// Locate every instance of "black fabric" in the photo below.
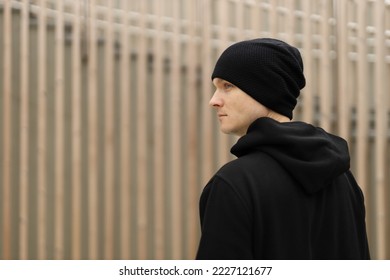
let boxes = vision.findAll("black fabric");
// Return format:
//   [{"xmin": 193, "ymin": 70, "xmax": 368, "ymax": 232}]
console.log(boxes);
[
  {"xmin": 211, "ymin": 38, "xmax": 306, "ymax": 119},
  {"xmin": 196, "ymin": 118, "xmax": 370, "ymax": 260}
]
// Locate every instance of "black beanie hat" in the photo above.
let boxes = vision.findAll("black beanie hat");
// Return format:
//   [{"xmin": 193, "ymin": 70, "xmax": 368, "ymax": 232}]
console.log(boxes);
[{"xmin": 211, "ymin": 38, "xmax": 306, "ymax": 119}]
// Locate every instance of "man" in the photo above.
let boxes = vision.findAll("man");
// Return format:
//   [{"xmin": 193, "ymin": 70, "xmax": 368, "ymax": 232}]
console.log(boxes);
[{"xmin": 196, "ymin": 38, "xmax": 370, "ymax": 259}]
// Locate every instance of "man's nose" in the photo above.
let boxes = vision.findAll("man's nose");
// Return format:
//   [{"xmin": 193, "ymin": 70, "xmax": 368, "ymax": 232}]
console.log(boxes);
[{"xmin": 209, "ymin": 91, "xmax": 223, "ymax": 107}]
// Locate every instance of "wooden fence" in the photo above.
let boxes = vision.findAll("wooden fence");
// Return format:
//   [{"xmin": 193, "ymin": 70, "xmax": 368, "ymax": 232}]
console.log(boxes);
[{"xmin": 0, "ymin": 0, "xmax": 389, "ymax": 259}]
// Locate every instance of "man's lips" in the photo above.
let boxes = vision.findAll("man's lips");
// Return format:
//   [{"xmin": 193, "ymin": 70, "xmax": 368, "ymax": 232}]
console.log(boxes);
[{"xmin": 218, "ymin": 113, "xmax": 227, "ymax": 117}]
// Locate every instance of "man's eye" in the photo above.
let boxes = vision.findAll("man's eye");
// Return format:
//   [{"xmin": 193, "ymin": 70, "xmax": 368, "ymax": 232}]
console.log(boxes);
[{"xmin": 224, "ymin": 83, "xmax": 233, "ymax": 90}]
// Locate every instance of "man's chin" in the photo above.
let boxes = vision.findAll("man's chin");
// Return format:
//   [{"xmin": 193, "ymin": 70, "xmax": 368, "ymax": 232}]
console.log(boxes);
[
  {"xmin": 220, "ymin": 127, "xmax": 240, "ymax": 137},
  {"xmin": 220, "ymin": 126, "xmax": 231, "ymax": 135}
]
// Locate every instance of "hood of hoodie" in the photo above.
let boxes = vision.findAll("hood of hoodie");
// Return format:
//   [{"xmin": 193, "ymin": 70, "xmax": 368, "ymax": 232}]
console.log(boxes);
[{"xmin": 230, "ymin": 117, "xmax": 350, "ymax": 194}]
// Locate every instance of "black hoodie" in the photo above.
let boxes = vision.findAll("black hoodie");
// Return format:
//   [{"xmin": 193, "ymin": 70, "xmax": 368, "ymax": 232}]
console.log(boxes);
[{"xmin": 196, "ymin": 117, "xmax": 370, "ymax": 259}]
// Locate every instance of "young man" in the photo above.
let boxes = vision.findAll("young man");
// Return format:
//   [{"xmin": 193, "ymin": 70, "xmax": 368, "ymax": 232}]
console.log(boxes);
[{"xmin": 196, "ymin": 38, "xmax": 370, "ymax": 259}]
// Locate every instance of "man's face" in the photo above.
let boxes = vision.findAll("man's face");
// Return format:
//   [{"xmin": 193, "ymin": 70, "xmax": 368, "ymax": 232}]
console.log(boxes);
[{"xmin": 210, "ymin": 78, "xmax": 270, "ymax": 137}]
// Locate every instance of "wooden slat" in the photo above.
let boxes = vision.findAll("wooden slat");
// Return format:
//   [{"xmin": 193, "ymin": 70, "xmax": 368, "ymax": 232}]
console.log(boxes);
[
  {"xmin": 136, "ymin": 0, "xmax": 148, "ymax": 260},
  {"xmin": 319, "ymin": 0, "xmax": 331, "ymax": 131},
  {"xmin": 170, "ymin": 0, "xmax": 183, "ymax": 259},
  {"xmin": 356, "ymin": 0, "xmax": 368, "ymax": 196},
  {"xmin": 71, "ymin": 0, "xmax": 82, "ymax": 260},
  {"xmin": 54, "ymin": 0, "xmax": 65, "ymax": 259},
  {"xmin": 251, "ymin": 0, "xmax": 261, "ymax": 36},
  {"xmin": 152, "ymin": 0, "xmax": 165, "ymax": 260},
  {"xmin": 270, "ymin": 0, "xmax": 278, "ymax": 38},
  {"xmin": 37, "ymin": 0, "xmax": 47, "ymax": 260},
  {"xmin": 119, "ymin": 0, "xmax": 131, "ymax": 260},
  {"xmin": 285, "ymin": 0, "xmax": 296, "ymax": 44},
  {"xmin": 2, "ymin": 0, "xmax": 12, "ymax": 260},
  {"xmin": 235, "ymin": 0, "xmax": 244, "ymax": 40},
  {"xmin": 200, "ymin": 0, "xmax": 214, "ymax": 186},
  {"xmin": 373, "ymin": 0, "xmax": 387, "ymax": 260},
  {"xmin": 87, "ymin": 0, "xmax": 99, "ymax": 259},
  {"xmin": 185, "ymin": 0, "xmax": 199, "ymax": 259},
  {"xmin": 103, "ymin": 0, "xmax": 115, "ymax": 260},
  {"xmin": 336, "ymin": 0, "xmax": 350, "ymax": 141},
  {"xmin": 19, "ymin": 0, "xmax": 30, "ymax": 260},
  {"xmin": 302, "ymin": 0, "xmax": 314, "ymax": 123}
]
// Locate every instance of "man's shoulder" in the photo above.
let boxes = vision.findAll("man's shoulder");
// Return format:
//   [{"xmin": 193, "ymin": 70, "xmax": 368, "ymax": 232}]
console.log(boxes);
[
  {"xmin": 211, "ymin": 151, "xmax": 281, "ymax": 192},
  {"xmin": 218, "ymin": 151, "xmax": 279, "ymax": 176},
  {"xmin": 214, "ymin": 150, "xmax": 295, "ymax": 196}
]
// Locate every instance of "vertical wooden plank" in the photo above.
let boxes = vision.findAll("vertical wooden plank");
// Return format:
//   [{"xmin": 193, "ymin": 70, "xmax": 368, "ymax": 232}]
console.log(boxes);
[
  {"xmin": 356, "ymin": 0, "xmax": 368, "ymax": 196},
  {"xmin": 235, "ymin": 0, "xmax": 244, "ymax": 40},
  {"xmin": 374, "ymin": 0, "xmax": 387, "ymax": 260},
  {"xmin": 19, "ymin": 0, "xmax": 30, "ymax": 260},
  {"xmin": 336, "ymin": 0, "xmax": 350, "ymax": 141},
  {"xmin": 71, "ymin": 0, "xmax": 82, "ymax": 260},
  {"xmin": 270, "ymin": 0, "xmax": 278, "ymax": 37},
  {"xmin": 137, "ymin": 0, "xmax": 148, "ymax": 260},
  {"xmin": 302, "ymin": 0, "xmax": 314, "ymax": 123},
  {"xmin": 54, "ymin": 0, "xmax": 65, "ymax": 259},
  {"xmin": 119, "ymin": 0, "xmax": 131, "ymax": 260},
  {"xmin": 251, "ymin": 0, "xmax": 261, "ymax": 36},
  {"xmin": 170, "ymin": 0, "xmax": 183, "ymax": 259},
  {"xmin": 152, "ymin": 0, "xmax": 165, "ymax": 260},
  {"xmin": 104, "ymin": 0, "xmax": 115, "ymax": 260},
  {"xmin": 88, "ymin": 0, "xmax": 99, "ymax": 260},
  {"xmin": 185, "ymin": 0, "xmax": 199, "ymax": 259},
  {"xmin": 285, "ymin": 0, "xmax": 296, "ymax": 44},
  {"xmin": 319, "ymin": 0, "xmax": 331, "ymax": 131},
  {"xmin": 2, "ymin": 0, "xmax": 12, "ymax": 260},
  {"xmin": 200, "ymin": 0, "xmax": 214, "ymax": 186},
  {"xmin": 37, "ymin": 0, "xmax": 47, "ymax": 260}
]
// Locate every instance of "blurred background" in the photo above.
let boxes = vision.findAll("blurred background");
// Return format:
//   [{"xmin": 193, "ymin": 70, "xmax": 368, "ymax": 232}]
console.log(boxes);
[{"xmin": 0, "ymin": 0, "xmax": 389, "ymax": 260}]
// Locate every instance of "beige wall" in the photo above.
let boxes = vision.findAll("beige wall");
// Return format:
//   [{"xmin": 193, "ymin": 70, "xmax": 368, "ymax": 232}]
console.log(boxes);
[{"xmin": 0, "ymin": 0, "xmax": 389, "ymax": 259}]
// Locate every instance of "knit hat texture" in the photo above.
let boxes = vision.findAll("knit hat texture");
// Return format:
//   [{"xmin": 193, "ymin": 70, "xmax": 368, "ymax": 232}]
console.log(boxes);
[{"xmin": 211, "ymin": 38, "xmax": 306, "ymax": 119}]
